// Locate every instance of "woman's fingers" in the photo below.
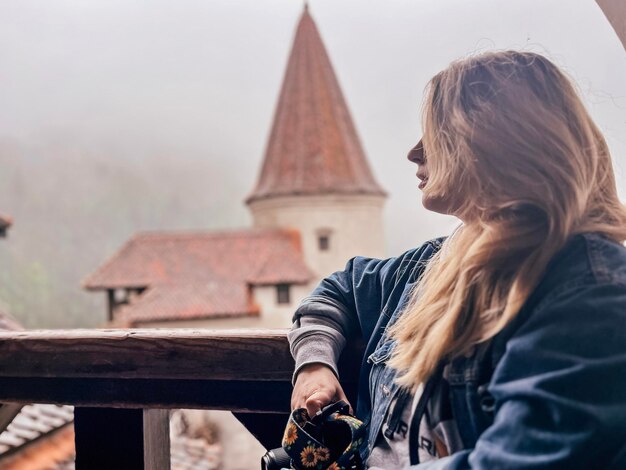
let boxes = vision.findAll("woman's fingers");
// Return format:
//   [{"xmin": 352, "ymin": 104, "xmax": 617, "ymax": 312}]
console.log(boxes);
[
  {"xmin": 291, "ymin": 363, "xmax": 354, "ymax": 417},
  {"xmin": 335, "ymin": 388, "xmax": 353, "ymax": 415},
  {"xmin": 305, "ymin": 389, "xmax": 334, "ymax": 418}
]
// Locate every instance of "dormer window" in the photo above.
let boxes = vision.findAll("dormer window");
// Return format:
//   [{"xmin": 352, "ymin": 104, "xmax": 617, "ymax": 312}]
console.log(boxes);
[{"xmin": 276, "ymin": 284, "xmax": 291, "ymax": 304}]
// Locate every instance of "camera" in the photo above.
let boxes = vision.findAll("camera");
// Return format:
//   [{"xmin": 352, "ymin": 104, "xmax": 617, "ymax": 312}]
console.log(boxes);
[{"xmin": 261, "ymin": 446, "xmax": 291, "ymax": 470}]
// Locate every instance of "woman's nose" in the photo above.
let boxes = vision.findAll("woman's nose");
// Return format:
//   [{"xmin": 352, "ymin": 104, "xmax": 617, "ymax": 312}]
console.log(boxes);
[{"xmin": 407, "ymin": 140, "xmax": 425, "ymax": 164}]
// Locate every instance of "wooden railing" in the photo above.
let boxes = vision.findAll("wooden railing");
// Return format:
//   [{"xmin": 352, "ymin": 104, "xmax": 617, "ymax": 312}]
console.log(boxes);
[{"xmin": 0, "ymin": 329, "xmax": 361, "ymax": 470}]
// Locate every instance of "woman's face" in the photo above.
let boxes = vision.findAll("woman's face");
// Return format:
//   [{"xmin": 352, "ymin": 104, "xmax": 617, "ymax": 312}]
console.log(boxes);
[{"xmin": 407, "ymin": 139, "xmax": 458, "ymax": 216}]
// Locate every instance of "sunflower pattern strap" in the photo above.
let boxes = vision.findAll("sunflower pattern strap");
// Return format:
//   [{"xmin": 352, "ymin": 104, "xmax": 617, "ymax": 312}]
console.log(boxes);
[{"xmin": 281, "ymin": 404, "xmax": 366, "ymax": 470}]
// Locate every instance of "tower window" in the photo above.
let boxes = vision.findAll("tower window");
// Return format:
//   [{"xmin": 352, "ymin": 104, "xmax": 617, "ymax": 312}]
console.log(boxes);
[
  {"xmin": 318, "ymin": 234, "xmax": 330, "ymax": 251},
  {"xmin": 276, "ymin": 284, "xmax": 291, "ymax": 304}
]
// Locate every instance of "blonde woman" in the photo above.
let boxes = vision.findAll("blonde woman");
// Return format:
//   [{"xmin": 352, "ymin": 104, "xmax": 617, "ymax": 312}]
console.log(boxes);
[{"xmin": 288, "ymin": 51, "xmax": 626, "ymax": 469}]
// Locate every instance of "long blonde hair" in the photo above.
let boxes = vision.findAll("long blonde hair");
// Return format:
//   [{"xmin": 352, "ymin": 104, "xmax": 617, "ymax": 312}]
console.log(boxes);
[{"xmin": 388, "ymin": 51, "xmax": 626, "ymax": 387}]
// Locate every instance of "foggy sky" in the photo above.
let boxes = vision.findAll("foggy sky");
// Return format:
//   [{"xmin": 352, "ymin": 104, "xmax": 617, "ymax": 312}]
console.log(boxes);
[{"xmin": 1, "ymin": 0, "xmax": 625, "ymax": 255}]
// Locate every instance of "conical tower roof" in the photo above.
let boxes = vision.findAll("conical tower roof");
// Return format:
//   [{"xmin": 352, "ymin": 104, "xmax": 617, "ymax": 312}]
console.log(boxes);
[{"xmin": 246, "ymin": 5, "xmax": 386, "ymax": 204}]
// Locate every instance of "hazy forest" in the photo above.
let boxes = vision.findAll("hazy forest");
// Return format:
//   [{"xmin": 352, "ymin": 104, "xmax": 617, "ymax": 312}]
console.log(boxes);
[{"xmin": 0, "ymin": 141, "xmax": 251, "ymax": 328}]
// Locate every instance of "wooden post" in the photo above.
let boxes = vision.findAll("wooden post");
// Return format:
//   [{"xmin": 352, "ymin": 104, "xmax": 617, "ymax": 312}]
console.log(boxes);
[
  {"xmin": 75, "ymin": 408, "xmax": 170, "ymax": 470},
  {"xmin": 144, "ymin": 409, "xmax": 171, "ymax": 470}
]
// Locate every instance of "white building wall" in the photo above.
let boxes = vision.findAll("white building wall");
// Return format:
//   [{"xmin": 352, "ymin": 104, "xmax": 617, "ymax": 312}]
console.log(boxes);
[
  {"xmin": 251, "ymin": 284, "xmax": 313, "ymax": 327},
  {"xmin": 248, "ymin": 194, "xmax": 386, "ymax": 281}
]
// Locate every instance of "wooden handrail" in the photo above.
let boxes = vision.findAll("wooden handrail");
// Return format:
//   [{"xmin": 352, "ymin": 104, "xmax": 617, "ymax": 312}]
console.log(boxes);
[
  {"xmin": 0, "ymin": 328, "xmax": 363, "ymax": 468},
  {"xmin": 0, "ymin": 328, "xmax": 293, "ymax": 380},
  {"xmin": 0, "ymin": 328, "xmax": 295, "ymax": 411},
  {"xmin": 0, "ymin": 328, "xmax": 362, "ymax": 410}
]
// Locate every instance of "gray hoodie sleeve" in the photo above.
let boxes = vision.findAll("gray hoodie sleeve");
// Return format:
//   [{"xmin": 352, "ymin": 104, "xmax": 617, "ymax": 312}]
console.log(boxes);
[
  {"xmin": 288, "ymin": 296, "xmax": 353, "ymax": 383},
  {"xmin": 288, "ymin": 252, "xmax": 409, "ymax": 384}
]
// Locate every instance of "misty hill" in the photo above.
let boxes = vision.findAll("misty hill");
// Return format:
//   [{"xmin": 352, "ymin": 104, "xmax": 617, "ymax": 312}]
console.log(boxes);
[{"xmin": 0, "ymin": 137, "xmax": 251, "ymax": 328}]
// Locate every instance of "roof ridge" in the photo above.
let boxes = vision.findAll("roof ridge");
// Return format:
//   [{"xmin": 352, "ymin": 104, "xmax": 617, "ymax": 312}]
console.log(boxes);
[{"xmin": 132, "ymin": 227, "xmax": 295, "ymax": 240}]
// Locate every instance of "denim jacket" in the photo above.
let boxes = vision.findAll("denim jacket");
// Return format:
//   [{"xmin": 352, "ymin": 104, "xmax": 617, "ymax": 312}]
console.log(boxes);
[{"xmin": 289, "ymin": 233, "xmax": 626, "ymax": 469}]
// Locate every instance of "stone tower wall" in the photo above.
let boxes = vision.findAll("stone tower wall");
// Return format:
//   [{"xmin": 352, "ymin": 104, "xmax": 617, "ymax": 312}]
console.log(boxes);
[{"xmin": 249, "ymin": 194, "xmax": 386, "ymax": 282}]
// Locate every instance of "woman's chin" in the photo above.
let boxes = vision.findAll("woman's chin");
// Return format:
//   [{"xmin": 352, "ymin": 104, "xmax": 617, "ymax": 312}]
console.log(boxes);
[{"xmin": 421, "ymin": 193, "xmax": 455, "ymax": 216}]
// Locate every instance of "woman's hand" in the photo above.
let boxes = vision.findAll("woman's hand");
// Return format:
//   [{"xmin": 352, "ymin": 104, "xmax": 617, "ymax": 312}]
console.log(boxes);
[{"xmin": 291, "ymin": 363, "xmax": 352, "ymax": 418}]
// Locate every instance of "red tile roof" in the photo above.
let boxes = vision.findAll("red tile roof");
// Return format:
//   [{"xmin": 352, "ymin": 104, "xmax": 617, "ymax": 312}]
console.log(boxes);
[
  {"xmin": 246, "ymin": 6, "xmax": 386, "ymax": 204},
  {"xmin": 0, "ymin": 406, "xmax": 75, "ymax": 470},
  {"xmin": 0, "ymin": 405, "xmax": 74, "ymax": 454},
  {"xmin": 84, "ymin": 228, "xmax": 312, "ymax": 290},
  {"xmin": 115, "ymin": 282, "xmax": 259, "ymax": 325},
  {"xmin": 84, "ymin": 228, "xmax": 313, "ymax": 323}
]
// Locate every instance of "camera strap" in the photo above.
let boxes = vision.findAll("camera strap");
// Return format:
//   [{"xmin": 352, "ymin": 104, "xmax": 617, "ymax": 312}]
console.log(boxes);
[{"xmin": 281, "ymin": 401, "xmax": 366, "ymax": 470}]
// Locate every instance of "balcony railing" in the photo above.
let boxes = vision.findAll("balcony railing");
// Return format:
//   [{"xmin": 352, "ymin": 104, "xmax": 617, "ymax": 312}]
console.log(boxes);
[{"xmin": 0, "ymin": 328, "xmax": 361, "ymax": 469}]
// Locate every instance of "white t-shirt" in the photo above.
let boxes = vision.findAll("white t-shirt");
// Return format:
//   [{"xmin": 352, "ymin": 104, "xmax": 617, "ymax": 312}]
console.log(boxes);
[{"xmin": 366, "ymin": 380, "xmax": 464, "ymax": 468}]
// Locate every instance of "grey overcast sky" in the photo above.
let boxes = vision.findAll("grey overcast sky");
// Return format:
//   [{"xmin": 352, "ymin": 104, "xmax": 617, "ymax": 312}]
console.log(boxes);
[{"xmin": 1, "ymin": 0, "xmax": 625, "ymax": 255}]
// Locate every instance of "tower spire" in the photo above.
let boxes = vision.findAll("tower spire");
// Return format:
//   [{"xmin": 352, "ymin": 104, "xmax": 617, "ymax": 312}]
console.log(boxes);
[{"xmin": 246, "ymin": 7, "xmax": 386, "ymax": 204}]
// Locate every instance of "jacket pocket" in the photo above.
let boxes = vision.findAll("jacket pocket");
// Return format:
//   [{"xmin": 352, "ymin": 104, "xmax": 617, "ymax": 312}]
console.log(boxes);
[{"xmin": 367, "ymin": 340, "xmax": 394, "ymax": 365}]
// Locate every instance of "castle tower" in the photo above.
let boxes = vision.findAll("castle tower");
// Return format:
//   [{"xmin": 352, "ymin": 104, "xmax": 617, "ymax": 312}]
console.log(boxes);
[{"xmin": 246, "ymin": 5, "xmax": 387, "ymax": 279}]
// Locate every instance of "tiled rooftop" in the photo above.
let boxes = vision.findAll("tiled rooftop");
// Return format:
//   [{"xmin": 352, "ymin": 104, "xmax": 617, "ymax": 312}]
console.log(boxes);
[
  {"xmin": 115, "ymin": 281, "xmax": 259, "ymax": 325},
  {"xmin": 84, "ymin": 228, "xmax": 314, "ymax": 323},
  {"xmin": 246, "ymin": 6, "xmax": 386, "ymax": 203},
  {"xmin": 0, "ymin": 404, "xmax": 75, "ymax": 469},
  {"xmin": 84, "ymin": 228, "xmax": 312, "ymax": 290}
]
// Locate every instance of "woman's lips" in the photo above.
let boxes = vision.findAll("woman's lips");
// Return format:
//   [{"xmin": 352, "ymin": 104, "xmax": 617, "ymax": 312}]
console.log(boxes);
[{"xmin": 418, "ymin": 178, "xmax": 428, "ymax": 189}]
